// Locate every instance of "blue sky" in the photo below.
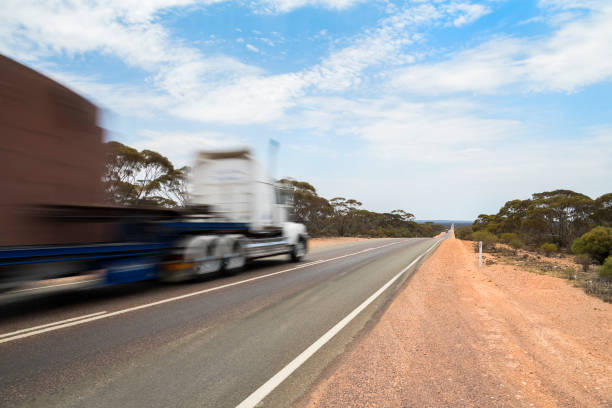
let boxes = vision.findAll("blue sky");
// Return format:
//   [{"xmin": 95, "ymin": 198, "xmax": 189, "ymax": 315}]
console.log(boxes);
[{"xmin": 2, "ymin": 0, "xmax": 611, "ymax": 219}]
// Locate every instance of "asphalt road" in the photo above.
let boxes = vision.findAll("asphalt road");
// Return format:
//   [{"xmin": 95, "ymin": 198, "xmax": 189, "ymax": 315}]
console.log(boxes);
[{"xmin": 0, "ymin": 237, "xmax": 443, "ymax": 408}]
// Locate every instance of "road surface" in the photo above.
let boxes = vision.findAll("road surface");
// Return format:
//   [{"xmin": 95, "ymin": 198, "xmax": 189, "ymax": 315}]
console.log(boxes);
[{"xmin": 0, "ymin": 237, "xmax": 443, "ymax": 407}]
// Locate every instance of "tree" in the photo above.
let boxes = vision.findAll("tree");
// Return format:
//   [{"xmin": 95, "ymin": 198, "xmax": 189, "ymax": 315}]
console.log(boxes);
[
  {"xmin": 471, "ymin": 189, "xmax": 607, "ymax": 248},
  {"xmin": 528, "ymin": 190, "xmax": 594, "ymax": 247},
  {"xmin": 136, "ymin": 149, "xmax": 174, "ymax": 202},
  {"xmin": 103, "ymin": 141, "xmax": 188, "ymax": 207},
  {"xmin": 472, "ymin": 230, "xmax": 498, "ymax": 252},
  {"xmin": 539, "ymin": 243, "xmax": 557, "ymax": 256},
  {"xmin": 576, "ymin": 254, "xmax": 592, "ymax": 272},
  {"xmin": 391, "ymin": 209, "xmax": 415, "ymax": 222},
  {"xmin": 103, "ymin": 141, "xmax": 143, "ymax": 205},
  {"xmin": 455, "ymin": 226, "xmax": 473, "ymax": 240},
  {"xmin": 497, "ymin": 199, "xmax": 530, "ymax": 234},
  {"xmin": 500, "ymin": 232, "xmax": 519, "ymax": 244},
  {"xmin": 473, "ymin": 214, "xmax": 496, "ymax": 232},
  {"xmin": 571, "ymin": 226, "xmax": 612, "ymax": 264},
  {"xmin": 520, "ymin": 207, "xmax": 550, "ymax": 245},
  {"xmin": 593, "ymin": 193, "xmax": 612, "ymax": 227},
  {"xmin": 509, "ymin": 237, "xmax": 524, "ymax": 250},
  {"xmin": 600, "ymin": 256, "xmax": 612, "ymax": 279},
  {"xmin": 329, "ymin": 197, "xmax": 362, "ymax": 236},
  {"xmin": 282, "ymin": 179, "xmax": 335, "ymax": 235},
  {"xmin": 158, "ymin": 166, "xmax": 190, "ymax": 207}
]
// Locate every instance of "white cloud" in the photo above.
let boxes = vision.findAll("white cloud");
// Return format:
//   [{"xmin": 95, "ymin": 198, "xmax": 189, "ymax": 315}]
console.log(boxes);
[
  {"xmin": 517, "ymin": 16, "xmax": 544, "ymax": 25},
  {"xmin": 253, "ymin": 0, "xmax": 366, "ymax": 14},
  {"xmin": 132, "ymin": 130, "xmax": 245, "ymax": 166},
  {"xmin": 0, "ymin": 0, "xmax": 495, "ymax": 126},
  {"xmin": 445, "ymin": 2, "xmax": 491, "ymax": 27},
  {"xmin": 172, "ymin": 1, "xmax": 481, "ymax": 124},
  {"xmin": 525, "ymin": 7, "xmax": 612, "ymax": 92},
  {"xmin": 358, "ymin": 114, "xmax": 517, "ymax": 163},
  {"xmin": 257, "ymin": 37, "xmax": 276, "ymax": 46},
  {"xmin": 166, "ymin": 2, "xmax": 490, "ymax": 125},
  {"xmin": 391, "ymin": 37, "xmax": 526, "ymax": 95},
  {"xmin": 298, "ymin": 5, "xmax": 434, "ymax": 91},
  {"xmin": 0, "ymin": 0, "xmax": 215, "ymax": 64},
  {"xmin": 537, "ymin": 0, "xmax": 604, "ymax": 10},
  {"xmin": 172, "ymin": 73, "xmax": 305, "ymax": 123},
  {"xmin": 392, "ymin": 3, "xmax": 612, "ymax": 95},
  {"xmin": 282, "ymin": 96, "xmax": 520, "ymax": 162},
  {"xmin": 156, "ymin": 56, "xmax": 263, "ymax": 100},
  {"xmin": 46, "ymin": 71, "xmax": 171, "ymax": 118},
  {"xmin": 0, "ymin": 0, "xmax": 259, "ymax": 104},
  {"xmin": 170, "ymin": 2, "xmax": 447, "ymax": 123}
]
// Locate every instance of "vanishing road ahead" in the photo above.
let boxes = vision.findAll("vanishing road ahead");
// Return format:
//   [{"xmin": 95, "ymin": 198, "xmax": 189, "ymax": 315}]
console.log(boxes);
[{"xmin": 0, "ymin": 237, "xmax": 444, "ymax": 408}]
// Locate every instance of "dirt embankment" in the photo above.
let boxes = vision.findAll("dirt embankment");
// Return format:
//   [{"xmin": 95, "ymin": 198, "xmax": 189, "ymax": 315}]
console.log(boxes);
[{"xmin": 303, "ymin": 235, "xmax": 612, "ymax": 407}]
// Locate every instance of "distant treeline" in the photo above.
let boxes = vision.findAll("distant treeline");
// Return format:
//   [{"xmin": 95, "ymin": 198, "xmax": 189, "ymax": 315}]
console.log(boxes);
[
  {"xmin": 281, "ymin": 179, "xmax": 446, "ymax": 238},
  {"xmin": 455, "ymin": 190, "xmax": 612, "ymax": 277}
]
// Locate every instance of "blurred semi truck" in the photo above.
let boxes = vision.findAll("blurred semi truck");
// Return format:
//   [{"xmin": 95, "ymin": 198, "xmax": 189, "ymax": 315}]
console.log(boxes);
[{"xmin": 0, "ymin": 55, "xmax": 308, "ymax": 292}]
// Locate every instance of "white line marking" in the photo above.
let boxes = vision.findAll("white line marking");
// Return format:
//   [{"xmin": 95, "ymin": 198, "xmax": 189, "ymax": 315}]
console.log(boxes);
[
  {"xmin": 0, "ymin": 311, "xmax": 107, "ymax": 339},
  {"xmin": 235, "ymin": 240, "xmax": 441, "ymax": 408},
  {"xmin": 0, "ymin": 240, "xmax": 404, "ymax": 345}
]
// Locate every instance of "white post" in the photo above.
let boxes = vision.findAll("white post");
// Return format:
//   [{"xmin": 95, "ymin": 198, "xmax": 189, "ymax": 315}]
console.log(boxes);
[{"xmin": 478, "ymin": 241, "xmax": 483, "ymax": 267}]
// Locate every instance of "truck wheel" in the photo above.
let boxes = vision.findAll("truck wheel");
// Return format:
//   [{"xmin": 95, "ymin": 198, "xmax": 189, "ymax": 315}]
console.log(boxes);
[
  {"xmin": 225, "ymin": 238, "xmax": 246, "ymax": 274},
  {"xmin": 193, "ymin": 237, "xmax": 223, "ymax": 277},
  {"xmin": 163, "ymin": 236, "xmax": 222, "ymax": 282},
  {"xmin": 290, "ymin": 238, "xmax": 306, "ymax": 262}
]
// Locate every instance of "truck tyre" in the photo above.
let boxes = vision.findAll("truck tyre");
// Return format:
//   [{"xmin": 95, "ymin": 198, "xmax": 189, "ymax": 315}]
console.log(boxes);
[
  {"xmin": 163, "ymin": 236, "xmax": 222, "ymax": 281},
  {"xmin": 193, "ymin": 237, "xmax": 223, "ymax": 277},
  {"xmin": 223, "ymin": 235, "xmax": 246, "ymax": 274},
  {"xmin": 290, "ymin": 237, "xmax": 307, "ymax": 262}
]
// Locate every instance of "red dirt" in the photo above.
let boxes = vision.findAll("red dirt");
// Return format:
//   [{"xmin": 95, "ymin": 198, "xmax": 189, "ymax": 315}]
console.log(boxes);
[{"xmin": 303, "ymin": 235, "xmax": 612, "ymax": 407}]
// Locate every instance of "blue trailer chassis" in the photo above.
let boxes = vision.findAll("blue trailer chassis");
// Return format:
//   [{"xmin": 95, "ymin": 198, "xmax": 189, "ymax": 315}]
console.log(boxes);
[{"xmin": 0, "ymin": 221, "xmax": 249, "ymax": 287}]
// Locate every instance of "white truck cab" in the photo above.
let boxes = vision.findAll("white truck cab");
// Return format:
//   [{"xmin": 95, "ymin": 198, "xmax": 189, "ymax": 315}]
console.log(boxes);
[
  {"xmin": 162, "ymin": 149, "xmax": 308, "ymax": 280},
  {"xmin": 189, "ymin": 149, "xmax": 291, "ymax": 230}
]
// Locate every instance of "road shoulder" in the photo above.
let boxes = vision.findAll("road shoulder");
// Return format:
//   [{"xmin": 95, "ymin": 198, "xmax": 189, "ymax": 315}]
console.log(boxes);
[{"xmin": 302, "ymin": 235, "xmax": 612, "ymax": 407}]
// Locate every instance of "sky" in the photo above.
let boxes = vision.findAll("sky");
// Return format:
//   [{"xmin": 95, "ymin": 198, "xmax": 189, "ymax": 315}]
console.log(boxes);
[{"xmin": 2, "ymin": 0, "xmax": 611, "ymax": 220}]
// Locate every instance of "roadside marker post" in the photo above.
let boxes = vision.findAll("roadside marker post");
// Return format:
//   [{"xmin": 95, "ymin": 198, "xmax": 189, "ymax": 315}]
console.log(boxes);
[{"xmin": 478, "ymin": 241, "xmax": 483, "ymax": 267}]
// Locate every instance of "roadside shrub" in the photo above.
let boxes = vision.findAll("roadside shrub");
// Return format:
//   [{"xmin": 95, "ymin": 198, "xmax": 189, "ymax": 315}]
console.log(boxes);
[
  {"xmin": 565, "ymin": 267, "xmax": 576, "ymax": 280},
  {"xmin": 600, "ymin": 256, "xmax": 612, "ymax": 279},
  {"xmin": 472, "ymin": 230, "xmax": 498, "ymax": 252},
  {"xmin": 576, "ymin": 254, "xmax": 592, "ymax": 272},
  {"xmin": 500, "ymin": 232, "xmax": 519, "ymax": 244},
  {"xmin": 455, "ymin": 226, "xmax": 473, "ymax": 240},
  {"xmin": 539, "ymin": 243, "xmax": 557, "ymax": 256},
  {"xmin": 509, "ymin": 237, "xmax": 524, "ymax": 249},
  {"xmin": 571, "ymin": 226, "xmax": 612, "ymax": 264}
]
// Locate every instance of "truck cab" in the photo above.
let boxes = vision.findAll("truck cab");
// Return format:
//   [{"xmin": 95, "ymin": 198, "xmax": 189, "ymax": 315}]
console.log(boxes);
[{"xmin": 160, "ymin": 149, "xmax": 308, "ymax": 281}]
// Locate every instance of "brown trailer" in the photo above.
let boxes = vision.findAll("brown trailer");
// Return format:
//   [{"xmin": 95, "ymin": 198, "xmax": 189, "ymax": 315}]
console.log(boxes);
[{"xmin": 0, "ymin": 55, "xmax": 113, "ymax": 246}]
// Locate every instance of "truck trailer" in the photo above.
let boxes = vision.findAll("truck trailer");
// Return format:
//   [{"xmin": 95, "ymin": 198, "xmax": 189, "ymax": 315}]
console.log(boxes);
[{"xmin": 0, "ymin": 55, "xmax": 308, "ymax": 293}]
